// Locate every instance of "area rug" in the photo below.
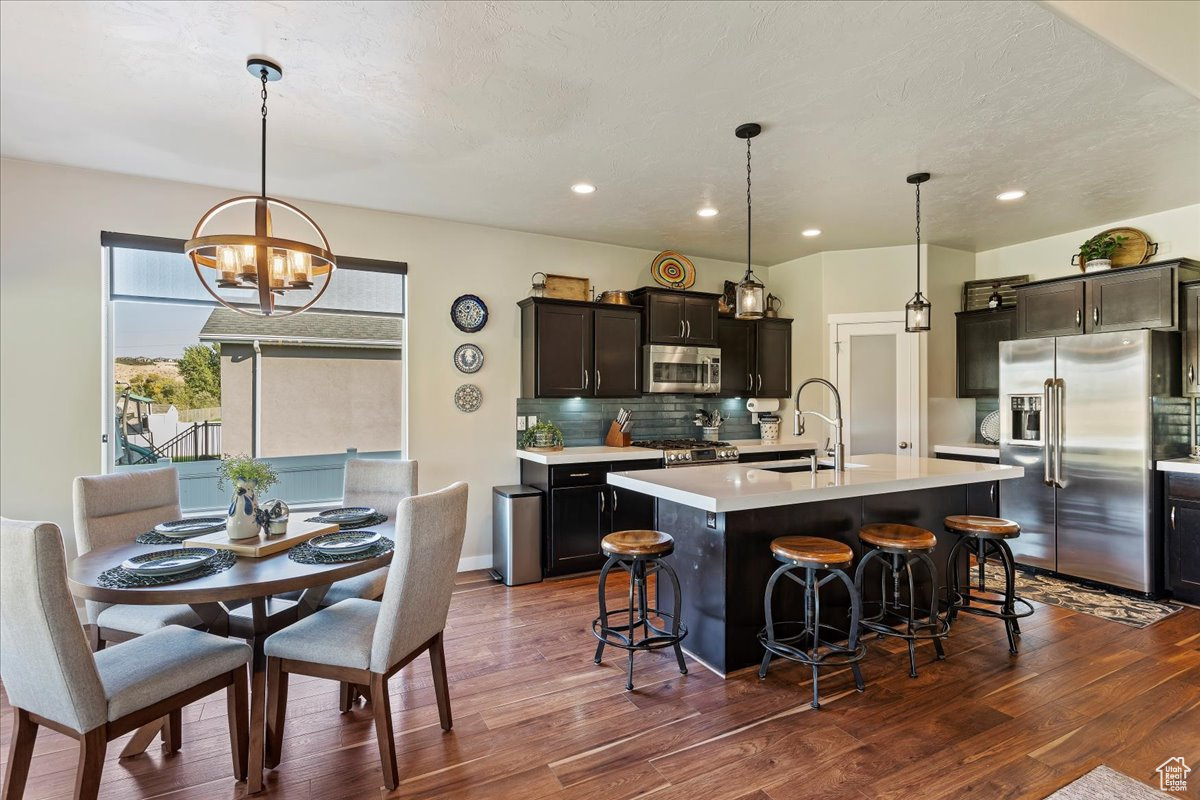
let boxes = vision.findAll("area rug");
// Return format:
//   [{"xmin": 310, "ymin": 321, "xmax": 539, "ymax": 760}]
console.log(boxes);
[
  {"xmin": 980, "ymin": 563, "xmax": 1180, "ymax": 628},
  {"xmin": 1042, "ymin": 765, "xmax": 1170, "ymax": 799}
]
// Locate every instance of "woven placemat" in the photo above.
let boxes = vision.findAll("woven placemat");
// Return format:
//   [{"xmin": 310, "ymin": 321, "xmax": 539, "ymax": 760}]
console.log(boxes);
[
  {"xmin": 288, "ymin": 535, "xmax": 394, "ymax": 565},
  {"xmin": 96, "ymin": 550, "xmax": 238, "ymax": 589},
  {"xmin": 305, "ymin": 513, "xmax": 389, "ymax": 530}
]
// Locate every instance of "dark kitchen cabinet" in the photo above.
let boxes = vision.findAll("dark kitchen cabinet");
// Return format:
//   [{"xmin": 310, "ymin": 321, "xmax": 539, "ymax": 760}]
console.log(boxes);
[
  {"xmin": 1181, "ymin": 282, "xmax": 1200, "ymax": 396},
  {"xmin": 955, "ymin": 308, "xmax": 1017, "ymax": 398},
  {"xmin": 1086, "ymin": 266, "xmax": 1175, "ymax": 334},
  {"xmin": 1164, "ymin": 473, "xmax": 1200, "ymax": 604},
  {"xmin": 1016, "ymin": 281, "xmax": 1085, "ymax": 338},
  {"xmin": 519, "ymin": 298, "xmax": 641, "ymax": 398},
  {"xmin": 935, "ymin": 452, "xmax": 1000, "ymax": 516},
  {"xmin": 716, "ymin": 317, "xmax": 792, "ymax": 398},
  {"xmin": 520, "ymin": 458, "xmax": 659, "ymax": 577},
  {"xmin": 630, "ymin": 288, "xmax": 720, "ymax": 346}
]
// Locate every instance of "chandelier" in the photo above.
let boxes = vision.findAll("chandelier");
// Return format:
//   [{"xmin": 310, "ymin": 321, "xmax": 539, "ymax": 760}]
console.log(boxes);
[
  {"xmin": 734, "ymin": 123, "xmax": 765, "ymax": 320},
  {"xmin": 185, "ymin": 58, "xmax": 335, "ymax": 317},
  {"xmin": 904, "ymin": 172, "xmax": 931, "ymax": 333}
]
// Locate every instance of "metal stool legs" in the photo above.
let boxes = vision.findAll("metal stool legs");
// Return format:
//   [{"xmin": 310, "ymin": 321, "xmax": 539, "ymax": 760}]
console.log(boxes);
[
  {"xmin": 758, "ymin": 562, "xmax": 866, "ymax": 709},
  {"xmin": 593, "ymin": 554, "xmax": 688, "ymax": 690},
  {"xmin": 945, "ymin": 534, "xmax": 1034, "ymax": 655},
  {"xmin": 854, "ymin": 548, "xmax": 949, "ymax": 678}
]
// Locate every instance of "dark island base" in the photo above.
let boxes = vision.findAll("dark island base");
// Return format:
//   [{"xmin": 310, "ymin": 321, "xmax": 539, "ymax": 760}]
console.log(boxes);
[{"xmin": 655, "ymin": 484, "xmax": 974, "ymax": 676}]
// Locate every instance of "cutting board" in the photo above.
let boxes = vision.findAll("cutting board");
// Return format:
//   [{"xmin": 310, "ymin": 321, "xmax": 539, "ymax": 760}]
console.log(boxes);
[{"xmin": 184, "ymin": 518, "xmax": 339, "ymax": 557}]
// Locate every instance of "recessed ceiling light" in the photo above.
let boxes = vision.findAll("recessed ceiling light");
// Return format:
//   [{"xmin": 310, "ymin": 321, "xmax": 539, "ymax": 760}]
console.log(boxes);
[
  {"xmin": 571, "ymin": 183, "xmax": 596, "ymax": 194},
  {"xmin": 996, "ymin": 189, "xmax": 1026, "ymax": 201},
  {"xmin": 801, "ymin": 228, "xmax": 822, "ymax": 237},
  {"xmin": 697, "ymin": 207, "xmax": 719, "ymax": 218}
]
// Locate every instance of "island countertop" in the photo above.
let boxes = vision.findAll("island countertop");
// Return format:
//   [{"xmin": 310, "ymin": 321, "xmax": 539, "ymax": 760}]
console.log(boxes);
[{"xmin": 608, "ymin": 453, "xmax": 1023, "ymax": 513}]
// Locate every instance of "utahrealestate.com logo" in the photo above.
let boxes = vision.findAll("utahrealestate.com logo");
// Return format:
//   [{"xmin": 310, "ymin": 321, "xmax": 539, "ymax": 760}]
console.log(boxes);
[{"xmin": 1157, "ymin": 757, "xmax": 1191, "ymax": 792}]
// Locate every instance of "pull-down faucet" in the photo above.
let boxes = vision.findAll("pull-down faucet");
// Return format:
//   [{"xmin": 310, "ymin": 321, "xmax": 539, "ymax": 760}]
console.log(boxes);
[{"xmin": 793, "ymin": 377, "xmax": 845, "ymax": 472}]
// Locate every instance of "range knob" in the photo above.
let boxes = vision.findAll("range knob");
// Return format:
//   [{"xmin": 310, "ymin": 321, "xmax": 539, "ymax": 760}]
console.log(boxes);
[
  {"xmin": 682, "ymin": 452, "xmax": 692, "ymax": 461},
  {"xmin": 666, "ymin": 453, "xmax": 677, "ymax": 462}
]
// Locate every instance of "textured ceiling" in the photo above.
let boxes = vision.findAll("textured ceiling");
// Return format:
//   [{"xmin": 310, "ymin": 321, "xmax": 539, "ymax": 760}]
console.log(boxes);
[{"xmin": 2, "ymin": 1, "xmax": 1198, "ymax": 264}]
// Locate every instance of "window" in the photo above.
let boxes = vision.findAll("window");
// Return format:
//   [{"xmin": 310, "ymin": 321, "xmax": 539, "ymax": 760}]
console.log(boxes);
[{"xmin": 104, "ymin": 233, "xmax": 406, "ymax": 511}]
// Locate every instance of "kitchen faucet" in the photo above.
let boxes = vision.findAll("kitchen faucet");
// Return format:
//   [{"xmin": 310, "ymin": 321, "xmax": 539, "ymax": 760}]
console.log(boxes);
[{"xmin": 793, "ymin": 377, "xmax": 845, "ymax": 472}]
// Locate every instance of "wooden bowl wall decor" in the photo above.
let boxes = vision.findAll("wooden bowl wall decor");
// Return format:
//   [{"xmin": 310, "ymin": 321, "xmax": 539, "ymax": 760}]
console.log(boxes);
[{"xmin": 1074, "ymin": 227, "xmax": 1157, "ymax": 272}]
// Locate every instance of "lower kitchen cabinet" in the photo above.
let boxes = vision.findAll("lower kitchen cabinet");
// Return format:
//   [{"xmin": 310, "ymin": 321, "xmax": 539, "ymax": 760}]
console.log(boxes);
[
  {"xmin": 1165, "ymin": 473, "xmax": 1200, "ymax": 604},
  {"xmin": 520, "ymin": 459, "xmax": 659, "ymax": 577},
  {"xmin": 935, "ymin": 452, "xmax": 1000, "ymax": 517}
]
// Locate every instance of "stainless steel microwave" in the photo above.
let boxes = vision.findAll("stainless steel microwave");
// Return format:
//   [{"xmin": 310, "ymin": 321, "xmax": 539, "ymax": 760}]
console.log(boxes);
[{"xmin": 643, "ymin": 345, "xmax": 721, "ymax": 394}]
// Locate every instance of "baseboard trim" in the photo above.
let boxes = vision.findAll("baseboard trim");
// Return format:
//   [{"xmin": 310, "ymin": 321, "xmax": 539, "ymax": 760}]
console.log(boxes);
[{"xmin": 458, "ymin": 554, "xmax": 494, "ymax": 572}]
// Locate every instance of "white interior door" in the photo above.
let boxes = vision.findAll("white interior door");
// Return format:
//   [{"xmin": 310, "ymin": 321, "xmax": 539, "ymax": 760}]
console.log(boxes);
[{"xmin": 830, "ymin": 318, "xmax": 920, "ymax": 458}]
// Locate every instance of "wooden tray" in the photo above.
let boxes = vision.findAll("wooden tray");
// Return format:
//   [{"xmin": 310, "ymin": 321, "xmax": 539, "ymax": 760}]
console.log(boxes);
[
  {"xmin": 544, "ymin": 274, "xmax": 590, "ymax": 301},
  {"xmin": 184, "ymin": 518, "xmax": 339, "ymax": 558},
  {"xmin": 1075, "ymin": 227, "xmax": 1157, "ymax": 271}
]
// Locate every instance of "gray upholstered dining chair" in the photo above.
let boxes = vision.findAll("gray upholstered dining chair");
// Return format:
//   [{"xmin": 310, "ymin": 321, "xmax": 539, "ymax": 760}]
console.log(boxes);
[
  {"xmin": 262, "ymin": 482, "xmax": 467, "ymax": 790},
  {"xmin": 318, "ymin": 458, "xmax": 419, "ymax": 607},
  {"xmin": 73, "ymin": 468, "xmax": 203, "ymax": 649},
  {"xmin": 0, "ymin": 518, "xmax": 251, "ymax": 800}
]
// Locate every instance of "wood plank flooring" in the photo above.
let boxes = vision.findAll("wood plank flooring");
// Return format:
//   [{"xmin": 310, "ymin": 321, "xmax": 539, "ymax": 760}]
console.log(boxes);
[{"xmin": 3, "ymin": 570, "xmax": 1198, "ymax": 800}]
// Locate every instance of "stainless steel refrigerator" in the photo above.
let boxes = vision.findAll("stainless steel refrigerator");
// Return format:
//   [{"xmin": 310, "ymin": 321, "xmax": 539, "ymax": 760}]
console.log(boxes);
[{"xmin": 998, "ymin": 330, "xmax": 1188, "ymax": 593}]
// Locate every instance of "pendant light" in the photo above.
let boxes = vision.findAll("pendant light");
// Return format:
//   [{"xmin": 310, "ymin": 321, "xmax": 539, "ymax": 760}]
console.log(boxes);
[
  {"xmin": 185, "ymin": 58, "xmax": 336, "ymax": 317},
  {"xmin": 734, "ymin": 123, "xmax": 765, "ymax": 320},
  {"xmin": 904, "ymin": 172, "xmax": 931, "ymax": 333}
]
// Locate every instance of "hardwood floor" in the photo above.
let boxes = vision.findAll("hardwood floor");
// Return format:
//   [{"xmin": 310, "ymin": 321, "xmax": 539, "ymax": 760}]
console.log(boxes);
[{"xmin": 3, "ymin": 570, "xmax": 1199, "ymax": 799}]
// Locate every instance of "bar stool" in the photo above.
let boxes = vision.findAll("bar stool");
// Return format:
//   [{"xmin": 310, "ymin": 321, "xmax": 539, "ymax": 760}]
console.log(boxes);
[
  {"xmin": 853, "ymin": 523, "xmax": 950, "ymax": 678},
  {"xmin": 592, "ymin": 530, "xmax": 688, "ymax": 691},
  {"xmin": 943, "ymin": 515, "xmax": 1035, "ymax": 654},
  {"xmin": 758, "ymin": 536, "xmax": 866, "ymax": 709}
]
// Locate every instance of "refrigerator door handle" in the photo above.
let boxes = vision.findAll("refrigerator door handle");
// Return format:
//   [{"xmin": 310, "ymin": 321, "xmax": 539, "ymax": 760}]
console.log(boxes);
[
  {"xmin": 1054, "ymin": 378, "xmax": 1066, "ymax": 488},
  {"xmin": 1043, "ymin": 379, "xmax": 1055, "ymax": 486}
]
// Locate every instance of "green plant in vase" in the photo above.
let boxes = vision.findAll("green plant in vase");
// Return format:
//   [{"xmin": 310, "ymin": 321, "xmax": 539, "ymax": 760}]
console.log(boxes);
[
  {"xmin": 217, "ymin": 454, "xmax": 279, "ymax": 540},
  {"xmin": 521, "ymin": 421, "xmax": 565, "ymax": 450},
  {"xmin": 1078, "ymin": 233, "xmax": 1126, "ymax": 271}
]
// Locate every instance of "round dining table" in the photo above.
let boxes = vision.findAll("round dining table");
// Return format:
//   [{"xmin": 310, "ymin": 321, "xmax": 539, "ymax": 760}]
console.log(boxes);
[{"xmin": 68, "ymin": 519, "xmax": 396, "ymax": 794}]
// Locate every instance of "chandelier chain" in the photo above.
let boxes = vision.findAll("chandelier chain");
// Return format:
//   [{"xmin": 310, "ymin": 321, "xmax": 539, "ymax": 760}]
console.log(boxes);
[
  {"xmin": 746, "ymin": 136, "xmax": 752, "ymax": 273},
  {"xmin": 259, "ymin": 68, "xmax": 269, "ymax": 198},
  {"xmin": 914, "ymin": 180, "xmax": 921, "ymax": 290}
]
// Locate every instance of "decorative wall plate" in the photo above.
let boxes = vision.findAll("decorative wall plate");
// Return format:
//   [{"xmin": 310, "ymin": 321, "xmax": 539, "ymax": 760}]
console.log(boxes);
[
  {"xmin": 980, "ymin": 410, "xmax": 1001, "ymax": 444},
  {"xmin": 451, "ymin": 294, "xmax": 488, "ymax": 332},
  {"xmin": 454, "ymin": 383, "xmax": 482, "ymax": 412},
  {"xmin": 650, "ymin": 251, "xmax": 697, "ymax": 289},
  {"xmin": 454, "ymin": 343, "xmax": 484, "ymax": 374}
]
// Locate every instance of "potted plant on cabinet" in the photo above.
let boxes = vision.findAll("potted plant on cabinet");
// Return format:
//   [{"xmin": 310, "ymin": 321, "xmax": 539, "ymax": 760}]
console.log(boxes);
[
  {"xmin": 521, "ymin": 420, "xmax": 565, "ymax": 451},
  {"xmin": 1078, "ymin": 232, "xmax": 1127, "ymax": 273},
  {"xmin": 217, "ymin": 454, "xmax": 279, "ymax": 540}
]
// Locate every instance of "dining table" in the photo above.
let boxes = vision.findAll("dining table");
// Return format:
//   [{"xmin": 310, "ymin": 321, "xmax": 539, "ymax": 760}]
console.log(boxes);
[{"xmin": 67, "ymin": 516, "xmax": 396, "ymax": 794}]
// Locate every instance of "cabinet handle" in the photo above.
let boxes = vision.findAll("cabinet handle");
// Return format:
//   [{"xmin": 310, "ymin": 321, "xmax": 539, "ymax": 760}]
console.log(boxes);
[
  {"xmin": 599, "ymin": 489, "xmax": 605, "ymax": 512},
  {"xmin": 612, "ymin": 488, "xmax": 618, "ymax": 512},
  {"xmin": 596, "ymin": 369, "xmax": 601, "ymax": 392},
  {"xmin": 747, "ymin": 372, "xmax": 753, "ymax": 392},
  {"xmin": 583, "ymin": 368, "xmax": 589, "ymax": 390},
  {"xmin": 1093, "ymin": 307, "xmax": 1099, "ymax": 326},
  {"xmin": 1171, "ymin": 505, "xmax": 1176, "ymax": 530},
  {"xmin": 569, "ymin": 472, "xmax": 590, "ymax": 478},
  {"xmin": 679, "ymin": 320, "xmax": 685, "ymax": 338},
  {"xmin": 1075, "ymin": 308, "xmax": 1082, "ymax": 328},
  {"xmin": 757, "ymin": 374, "xmax": 762, "ymax": 393},
  {"xmin": 686, "ymin": 320, "xmax": 692, "ymax": 339},
  {"xmin": 990, "ymin": 483, "xmax": 996, "ymax": 504},
  {"xmin": 1189, "ymin": 365, "xmax": 1195, "ymax": 384}
]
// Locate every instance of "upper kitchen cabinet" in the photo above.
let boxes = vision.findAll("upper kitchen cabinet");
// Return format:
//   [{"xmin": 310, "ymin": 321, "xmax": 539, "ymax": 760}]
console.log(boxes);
[
  {"xmin": 519, "ymin": 298, "xmax": 641, "ymax": 398},
  {"xmin": 1182, "ymin": 281, "xmax": 1200, "ymax": 396},
  {"xmin": 629, "ymin": 288, "xmax": 720, "ymax": 346},
  {"xmin": 1015, "ymin": 259, "xmax": 1200, "ymax": 340},
  {"xmin": 716, "ymin": 317, "xmax": 792, "ymax": 398},
  {"xmin": 955, "ymin": 308, "xmax": 1017, "ymax": 398}
]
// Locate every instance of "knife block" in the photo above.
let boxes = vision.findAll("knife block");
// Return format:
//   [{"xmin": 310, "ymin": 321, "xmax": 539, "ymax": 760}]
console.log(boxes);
[{"xmin": 605, "ymin": 421, "xmax": 632, "ymax": 448}]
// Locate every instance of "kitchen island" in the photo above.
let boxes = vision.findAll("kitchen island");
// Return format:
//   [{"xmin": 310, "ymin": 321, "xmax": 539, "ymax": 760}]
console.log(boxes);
[{"xmin": 608, "ymin": 454, "xmax": 1024, "ymax": 676}]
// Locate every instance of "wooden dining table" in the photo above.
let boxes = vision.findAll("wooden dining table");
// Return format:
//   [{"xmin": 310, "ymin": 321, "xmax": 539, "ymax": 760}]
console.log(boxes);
[{"xmin": 67, "ymin": 519, "xmax": 396, "ymax": 794}]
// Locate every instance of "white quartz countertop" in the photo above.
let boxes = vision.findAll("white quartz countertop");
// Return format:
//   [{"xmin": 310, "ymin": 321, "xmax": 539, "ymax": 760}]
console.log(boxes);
[
  {"xmin": 933, "ymin": 443, "xmax": 1000, "ymax": 458},
  {"xmin": 515, "ymin": 439, "xmax": 820, "ymax": 465},
  {"xmin": 1157, "ymin": 457, "xmax": 1200, "ymax": 475},
  {"xmin": 726, "ymin": 439, "xmax": 819, "ymax": 454},
  {"xmin": 608, "ymin": 453, "xmax": 1024, "ymax": 513}
]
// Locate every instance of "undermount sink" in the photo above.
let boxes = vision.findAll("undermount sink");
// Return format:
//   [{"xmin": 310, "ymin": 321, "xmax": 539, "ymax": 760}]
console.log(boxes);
[{"xmin": 755, "ymin": 457, "xmax": 868, "ymax": 473}]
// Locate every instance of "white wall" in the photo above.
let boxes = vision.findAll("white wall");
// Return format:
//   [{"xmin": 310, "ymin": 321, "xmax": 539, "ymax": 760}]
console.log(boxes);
[{"xmin": 0, "ymin": 158, "xmax": 752, "ymax": 567}]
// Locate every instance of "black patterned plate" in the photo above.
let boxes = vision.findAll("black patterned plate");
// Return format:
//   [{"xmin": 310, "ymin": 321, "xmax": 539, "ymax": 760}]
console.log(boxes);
[
  {"xmin": 153, "ymin": 517, "xmax": 226, "ymax": 538},
  {"xmin": 310, "ymin": 531, "xmax": 382, "ymax": 554},
  {"xmin": 454, "ymin": 343, "xmax": 484, "ymax": 374},
  {"xmin": 316, "ymin": 506, "xmax": 376, "ymax": 524},
  {"xmin": 451, "ymin": 294, "xmax": 488, "ymax": 332},
  {"xmin": 121, "ymin": 547, "xmax": 217, "ymax": 577}
]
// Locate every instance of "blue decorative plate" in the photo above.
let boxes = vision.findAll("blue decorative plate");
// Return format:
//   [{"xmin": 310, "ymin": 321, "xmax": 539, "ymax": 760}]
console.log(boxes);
[
  {"xmin": 121, "ymin": 547, "xmax": 217, "ymax": 577},
  {"xmin": 454, "ymin": 343, "xmax": 484, "ymax": 374},
  {"xmin": 454, "ymin": 384, "xmax": 482, "ymax": 412},
  {"xmin": 451, "ymin": 294, "xmax": 488, "ymax": 332},
  {"xmin": 310, "ymin": 531, "xmax": 382, "ymax": 554}
]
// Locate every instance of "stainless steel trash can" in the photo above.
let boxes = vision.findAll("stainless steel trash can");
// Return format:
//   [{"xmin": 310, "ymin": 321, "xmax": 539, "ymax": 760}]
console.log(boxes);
[{"xmin": 491, "ymin": 485, "xmax": 543, "ymax": 586}]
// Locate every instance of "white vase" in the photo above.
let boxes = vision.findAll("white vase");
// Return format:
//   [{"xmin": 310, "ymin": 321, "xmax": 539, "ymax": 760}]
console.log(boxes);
[
  {"xmin": 226, "ymin": 480, "xmax": 261, "ymax": 540},
  {"xmin": 1084, "ymin": 258, "xmax": 1112, "ymax": 273}
]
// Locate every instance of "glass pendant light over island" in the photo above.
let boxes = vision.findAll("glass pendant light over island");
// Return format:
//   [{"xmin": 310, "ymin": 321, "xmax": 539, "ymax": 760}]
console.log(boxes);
[
  {"xmin": 904, "ymin": 172, "xmax": 931, "ymax": 333},
  {"xmin": 184, "ymin": 58, "xmax": 335, "ymax": 318},
  {"xmin": 734, "ymin": 122, "xmax": 765, "ymax": 320}
]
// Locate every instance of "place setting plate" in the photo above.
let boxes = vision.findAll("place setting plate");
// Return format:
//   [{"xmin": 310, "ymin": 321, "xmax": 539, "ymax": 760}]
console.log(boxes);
[
  {"xmin": 153, "ymin": 517, "xmax": 227, "ymax": 538},
  {"xmin": 309, "ymin": 531, "xmax": 382, "ymax": 555},
  {"xmin": 121, "ymin": 547, "xmax": 218, "ymax": 577},
  {"xmin": 315, "ymin": 506, "xmax": 377, "ymax": 525}
]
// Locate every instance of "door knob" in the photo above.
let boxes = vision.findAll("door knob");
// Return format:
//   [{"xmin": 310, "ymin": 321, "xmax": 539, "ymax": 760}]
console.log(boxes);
[{"xmin": 898, "ymin": 441, "xmax": 910, "ymax": 449}]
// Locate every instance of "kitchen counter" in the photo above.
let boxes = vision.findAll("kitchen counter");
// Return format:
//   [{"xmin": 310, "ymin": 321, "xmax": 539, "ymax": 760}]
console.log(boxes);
[
  {"xmin": 1157, "ymin": 457, "xmax": 1200, "ymax": 475},
  {"xmin": 933, "ymin": 443, "xmax": 1000, "ymax": 458},
  {"xmin": 608, "ymin": 453, "xmax": 1022, "ymax": 513},
  {"xmin": 725, "ymin": 438, "xmax": 819, "ymax": 454},
  {"xmin": 515, "ymin": 438, "xmax": 818, "ymax": 466}
]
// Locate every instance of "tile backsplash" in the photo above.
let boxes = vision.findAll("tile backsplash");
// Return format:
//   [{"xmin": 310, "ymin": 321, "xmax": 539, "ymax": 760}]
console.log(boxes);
[{"xmin": 516, "ymin": 395, "xmax": 766, "ymax": 446}]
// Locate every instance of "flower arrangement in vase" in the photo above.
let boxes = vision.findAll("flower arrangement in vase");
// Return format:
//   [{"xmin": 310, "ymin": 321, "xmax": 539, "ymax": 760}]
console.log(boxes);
[{"xmin": 217, "ymin": 454, "xmax": 279, "ymax": 540}]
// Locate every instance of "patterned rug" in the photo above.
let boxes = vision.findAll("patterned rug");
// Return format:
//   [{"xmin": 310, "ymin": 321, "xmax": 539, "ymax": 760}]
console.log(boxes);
[
  {"xmin": 981, "ymin": 563, "xmax": 1180, "ymax": 628},
  {"xmin": 1042, "ymin": 765, "xmax": 1170, "ymax": 799}
]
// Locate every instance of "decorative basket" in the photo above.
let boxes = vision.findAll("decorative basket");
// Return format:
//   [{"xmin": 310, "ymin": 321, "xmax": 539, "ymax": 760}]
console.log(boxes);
[{"xmin": 760, "ymin": 421, "xmax": 781, "ymax": 442}]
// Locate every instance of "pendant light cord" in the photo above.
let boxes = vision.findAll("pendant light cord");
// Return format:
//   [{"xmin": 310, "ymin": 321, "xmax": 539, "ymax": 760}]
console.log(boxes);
[
  {"xmin": 745, "ymin": 136, "xmax": 752, "ymax": 277},
  {"xmin": 914, "ymin": 179, "xmax": 921, "ymax": 292},
  {"xmin": 260, "ymin": 68, "xmax": 269, "ymax": 199}
]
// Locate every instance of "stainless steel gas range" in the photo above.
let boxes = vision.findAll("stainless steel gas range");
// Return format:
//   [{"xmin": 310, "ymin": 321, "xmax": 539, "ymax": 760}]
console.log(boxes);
[{"xmin": 633, "ymin": 439, "xmax": 740, "ymax": 468}]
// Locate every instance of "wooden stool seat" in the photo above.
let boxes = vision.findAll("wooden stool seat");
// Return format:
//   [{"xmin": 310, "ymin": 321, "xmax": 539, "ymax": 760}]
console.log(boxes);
[
  {"xmin": 770, "ymin": 536, "xmax": 853, "ymax": 567},
  {"xmin": 943, "ymin": 515, "xmax": 1021, "ymax": 538},
  {"xmin": 601, "ymin": 530, "xmax": 674, "ymax": 558},
  {"xmin": 859, "ymin": 523, "xmax": 937, "ymax": 552}
]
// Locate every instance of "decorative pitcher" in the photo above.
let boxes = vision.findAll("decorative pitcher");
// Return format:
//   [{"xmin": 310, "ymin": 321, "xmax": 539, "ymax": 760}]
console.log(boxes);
[{"xmin": 226, "ymin": 480, "xmax": 262, "ymax": 540}]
